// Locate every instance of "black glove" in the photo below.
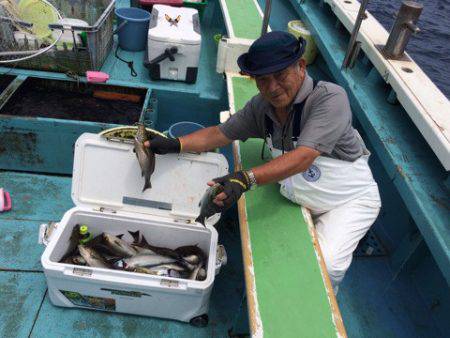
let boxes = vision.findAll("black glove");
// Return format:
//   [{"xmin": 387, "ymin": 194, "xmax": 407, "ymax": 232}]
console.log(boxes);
[
  {"xmin": 212, "ymin": 171, "xmax": 251, "ymax": 210},
  {"xmin": 147, "ymin": 131, "xmax": 181, "ymax": 154}
]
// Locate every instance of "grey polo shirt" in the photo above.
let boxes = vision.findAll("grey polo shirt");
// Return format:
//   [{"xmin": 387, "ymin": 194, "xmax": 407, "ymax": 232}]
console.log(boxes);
[{"xmin": 219, "ymin": 74, "xmax": 366, "ymax": 162}]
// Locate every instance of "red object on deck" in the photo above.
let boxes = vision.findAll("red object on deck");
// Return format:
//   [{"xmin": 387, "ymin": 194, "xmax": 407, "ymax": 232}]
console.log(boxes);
[
  {"xmin": 0, "ymin": 188, "xmax": 12, "ymax": 212},
  {"xmin": 86, "ymin": 71, "xmax": 110, "ymax": 83},
  {"xmin": 139, "ymin": 0, "xmax": 183, "ymax": 10}
]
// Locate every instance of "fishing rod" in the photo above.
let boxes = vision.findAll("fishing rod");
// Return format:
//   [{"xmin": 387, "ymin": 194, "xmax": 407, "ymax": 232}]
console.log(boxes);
[{"xmin": 342, "ymin": 0, "xmax": 370, "ymax": 69}]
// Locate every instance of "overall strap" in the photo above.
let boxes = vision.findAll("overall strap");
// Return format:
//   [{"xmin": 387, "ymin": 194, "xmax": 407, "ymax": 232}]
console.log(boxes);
[
  {"xmin": 263, "ymin": 79, "xmax": 319, "ymax": 152},
  {"xmin": 264, "ymin": 113, "xmax": 274, "ymax": 139},
  {"xmin": 292, "ymin": 79, "xmax": 318, "ymax": 142}
]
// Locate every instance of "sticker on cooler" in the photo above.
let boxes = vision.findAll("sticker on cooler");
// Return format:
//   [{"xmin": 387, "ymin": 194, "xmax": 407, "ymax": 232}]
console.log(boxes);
[{"xmin": 61, "ymin": 290, "xmax": 116, "ymax": 311}]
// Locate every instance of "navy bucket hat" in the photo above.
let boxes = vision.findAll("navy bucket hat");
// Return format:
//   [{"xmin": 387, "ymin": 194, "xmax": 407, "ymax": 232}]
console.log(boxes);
[{"xmin": 237, "ymin": 31, "xmax": 306, "ymax": 76}]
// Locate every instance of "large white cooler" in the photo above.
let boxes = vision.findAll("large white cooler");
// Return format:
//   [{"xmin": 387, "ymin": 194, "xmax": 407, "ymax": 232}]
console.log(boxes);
[
  {"xmin": 40, "ymin": 133, "xmax": 228, "ymax": 326},
  {"xmin": 146, "ymin": 5, "xmax": 201, "ymax": 83}
]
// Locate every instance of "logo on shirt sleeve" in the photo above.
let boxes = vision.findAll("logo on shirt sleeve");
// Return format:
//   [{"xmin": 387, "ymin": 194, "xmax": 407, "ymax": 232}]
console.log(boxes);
[{"xmin": 302, "ymin": 164, "xmax": 321, "ymax": 182}]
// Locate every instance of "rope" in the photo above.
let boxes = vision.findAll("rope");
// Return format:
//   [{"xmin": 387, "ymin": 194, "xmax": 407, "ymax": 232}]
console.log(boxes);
[{"xmin": 114, "ymin": 44, "xmax": 137, "ymax": 77}]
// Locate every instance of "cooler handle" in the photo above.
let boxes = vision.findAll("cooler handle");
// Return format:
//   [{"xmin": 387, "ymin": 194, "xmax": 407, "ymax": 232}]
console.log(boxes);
[
  {"xmin": 149, "ymin": 47, "xmax": 178, "ymax": 65},
  {"xmin": 38, "ymin": 222, "xmax": 59, "ymax": 246},
  {"xmin": 215, "ymin": 244, "xmax": 227, "ymax": 275}
]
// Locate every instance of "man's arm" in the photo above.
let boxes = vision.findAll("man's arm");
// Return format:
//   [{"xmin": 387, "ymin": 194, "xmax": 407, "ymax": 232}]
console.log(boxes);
[
  {"xmin": 145, "ymin": 126, "xmax": 232, "ymax": 154},
  {"xmin": 251, "ymin": 146, "xmax": 320, "ymax": 184},
  {"xmin": 211, "ymin": 146, "xmax": 320, "ymax": 207},
  {"xmin": 147, "ymin": 95, "xmax": 263, "ymax": 154},
  {"xmin": 179, "ymin": 126, "xmax": 232, "ymax": 153}
]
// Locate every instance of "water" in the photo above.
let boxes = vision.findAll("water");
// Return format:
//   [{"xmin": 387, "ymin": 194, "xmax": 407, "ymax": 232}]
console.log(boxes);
[{"xmin": 368, "ymin": 0, "xmax": 450, "ymax": 99}]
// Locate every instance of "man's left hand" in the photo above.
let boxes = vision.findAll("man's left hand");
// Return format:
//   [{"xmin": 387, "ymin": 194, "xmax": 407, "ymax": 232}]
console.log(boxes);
[{"xmin": 209, "ymin": 171, "xmax": 251, "ymax": 210}]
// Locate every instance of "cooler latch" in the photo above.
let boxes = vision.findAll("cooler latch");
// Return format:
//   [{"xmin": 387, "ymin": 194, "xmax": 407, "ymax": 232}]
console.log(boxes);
[{"xmin": 93, "ymin": 206, "xmax": 117, "ymax": 214}]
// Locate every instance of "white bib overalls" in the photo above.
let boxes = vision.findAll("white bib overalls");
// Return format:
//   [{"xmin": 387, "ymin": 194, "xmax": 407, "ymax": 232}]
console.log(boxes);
[{"xmin": 266, "ymin": 133, "xmax": 381, "ymax": 293}]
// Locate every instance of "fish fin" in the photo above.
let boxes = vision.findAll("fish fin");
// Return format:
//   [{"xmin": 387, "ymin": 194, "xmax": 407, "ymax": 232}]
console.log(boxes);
[
  {"xmin": 128, "ymin": 230, "xmax": 140, "ymax": 244},
  {"xmin": 142, "ymin": 180, "xmax": 151, "ymax": 192},
  {"xmin": 195, "ymin": 215, "xmax": 206, "ymax": 227},
  {"xmin": 139, "ymin": 235, "xmax": 150, "ymax": 248},
  {"xmin": 117, "ymin": 234, "xmax": 124, "ymax": 239},
  {"xmin": 86, "ymin": 234, "xmax": 103, "ymax": 248}
]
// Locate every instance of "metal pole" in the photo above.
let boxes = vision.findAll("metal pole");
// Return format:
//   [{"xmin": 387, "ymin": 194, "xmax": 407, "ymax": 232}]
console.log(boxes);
[
  {"xmin": 382, "ymin": 1, "xmax": 423, "ymax": 59},
  {"xmin": 261, "ymin": 0, "xmax": 272, "ymax": 36},
  {"xmin": 342, "ymin": 0, "xmax": 370, "ymax": 69}
]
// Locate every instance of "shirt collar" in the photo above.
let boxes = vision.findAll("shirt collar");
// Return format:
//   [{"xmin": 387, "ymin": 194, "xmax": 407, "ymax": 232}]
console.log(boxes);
[{"xmin": 293, "ymin": 72, "xmax": 314, "ymax": 106}]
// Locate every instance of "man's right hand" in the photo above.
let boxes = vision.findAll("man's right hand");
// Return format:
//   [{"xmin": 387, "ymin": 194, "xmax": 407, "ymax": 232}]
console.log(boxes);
[{"xmin": 144, "ymin": 132, "xmax": 181, "ymax": 154}]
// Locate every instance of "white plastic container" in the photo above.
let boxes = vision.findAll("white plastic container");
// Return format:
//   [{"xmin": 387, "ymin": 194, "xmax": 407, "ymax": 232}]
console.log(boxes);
[
  {"xmin": 146, "ymin": 5, "xmax": 201, "ymax": 83},
  {"xmin": 41, "ymin": 133, "xmax": 228, "ymax": 325}
]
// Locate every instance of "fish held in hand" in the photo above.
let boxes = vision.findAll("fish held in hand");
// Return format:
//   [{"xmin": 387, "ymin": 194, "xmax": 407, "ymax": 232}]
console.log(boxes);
[
  {"xmin": 134, "ymin": 123, "xmax": 155, "ymax": 192},
  {"xmin": 195, "ymin": 183, "xmax": 224, "ymax": 226}
]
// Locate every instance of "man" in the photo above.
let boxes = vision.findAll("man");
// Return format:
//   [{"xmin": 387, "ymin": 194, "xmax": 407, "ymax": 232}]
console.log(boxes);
[{"xmin": 146, "ymin": 31, "xmax": 381, "ymax": 292}]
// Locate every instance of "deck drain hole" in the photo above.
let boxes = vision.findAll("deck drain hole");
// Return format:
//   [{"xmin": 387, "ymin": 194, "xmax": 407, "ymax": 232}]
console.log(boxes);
[
  {"xmin": 344, "ymin": 0, "xmax": 352, "ymax": 3},
  {"xmin": 401, "ymin": 67, "xmax": 413, "ymax": 73}
]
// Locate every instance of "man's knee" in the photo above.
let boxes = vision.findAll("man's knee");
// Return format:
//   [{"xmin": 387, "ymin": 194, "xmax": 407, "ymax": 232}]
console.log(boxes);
[{"xmin": 320, "ymin": 243, "xmax": 351, "ymax": 288}]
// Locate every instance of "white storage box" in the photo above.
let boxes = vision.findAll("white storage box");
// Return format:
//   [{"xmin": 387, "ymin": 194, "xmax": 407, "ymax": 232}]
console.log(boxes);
[
  {"xmin": 146, "ymin": 5, "xmax": 201, "ymax": 83},
  {"xmin": 41, "ymin": 133, "xmax": 228, "ymax": 325}
]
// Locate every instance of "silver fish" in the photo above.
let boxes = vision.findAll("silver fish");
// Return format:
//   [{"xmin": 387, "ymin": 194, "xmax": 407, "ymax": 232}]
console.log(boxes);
[
  {"xmin": 182, "ymin": 254, "xmax": 199, "ymax": 265},
  {"xmin": 103, "ymin": 233, "xmax": 139, "ymax": 257},
  {"xmin": 151, "ymin": 263, "xmax": 187, "ymax": 272},
  {"xmin": 118, "ymin": 254, "xmax": 177, "ymax": 270},
  {"xmin": 72, "ymin": 255, "xmax": 87, "ymax": 265},
  {"xmin": 190, "ymin": 262, "xmax": 204, "ymax": 280},
  {"xmin": 62, "ymin": 255, "xmax": 86, "ymax": 265},
  {"xmin": 138, "ymin": 235, "xmax": 181, "ymax": 259},
  {"xmin": 132, "ymin": 245, "xmax": 157, "ymax": 255},
  {"xmin": 134, "ymin": 267, "xmax": 181, "ymax": 278},
  {"xmin": 134, "ymin": 123, "xmax": 155, "ymax": 191},
  {"xmin": 197, "ymin": 268, "xmax": 207, "ymax": 281},
  {"xmin": 133, "ymin": 267, "xmax": 165, "ymax": 276},
  {"xmin": 175, "ymin": 245, "xmax": 207, "ymax": 262},
  {"xmin": 195, "ymin": 183, "xmax": 224, "ymax": 226},
  {"xmin": 78, "ymin": 245, "xmax": 109, "ymax": 268}
]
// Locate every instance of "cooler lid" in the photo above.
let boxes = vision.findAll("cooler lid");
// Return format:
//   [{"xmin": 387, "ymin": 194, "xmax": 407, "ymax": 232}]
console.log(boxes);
[
  {"xmin": 72, "ymin": 133, "xmax": 228, "ymax": 221},
  {"xmin": 148, "ymin": 5, "xmax": 201, "ymax": 45}
]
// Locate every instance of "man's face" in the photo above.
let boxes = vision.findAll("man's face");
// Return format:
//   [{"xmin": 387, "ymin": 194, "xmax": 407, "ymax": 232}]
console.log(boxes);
[{"xmin": 255, "ymin": 59, "xmax": 306, "ymax": 109}]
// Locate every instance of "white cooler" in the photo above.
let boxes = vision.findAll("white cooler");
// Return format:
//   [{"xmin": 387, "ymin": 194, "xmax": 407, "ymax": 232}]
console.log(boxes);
[
  {"xmin": 40, "ymin": 133, "xmax": 228, "ymax": 326},
  {"xmin": 146, "ymin": 5, "xmax": 201, "ymax": 83}
]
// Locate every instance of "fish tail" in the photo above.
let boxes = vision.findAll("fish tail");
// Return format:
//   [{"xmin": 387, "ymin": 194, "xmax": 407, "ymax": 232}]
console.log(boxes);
[
  {"xmin": 195, "ymin": 215, "xmax": 207, "ymax": 227},
  {"xmin": 142, "ymin": 179, "xmax": 152, "ymax": 192},
  {"xmin": 128, "ymin": 230, "xmax": 140, "ymax": 244}
]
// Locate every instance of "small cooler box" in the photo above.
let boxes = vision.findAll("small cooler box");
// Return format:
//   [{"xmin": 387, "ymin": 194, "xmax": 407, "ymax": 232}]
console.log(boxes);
[
  {"xmin": 139, "ymin": 0, "xmax": 183, "ymax": 11},
  {"xmin": 146, "ymin": 5, "xmax": 201, "ymax": 83},
  {"xmin": 40, "ymin": 133, "xmax": 228, "ymax": 325}
]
